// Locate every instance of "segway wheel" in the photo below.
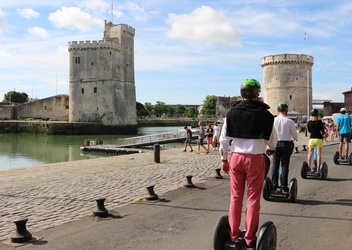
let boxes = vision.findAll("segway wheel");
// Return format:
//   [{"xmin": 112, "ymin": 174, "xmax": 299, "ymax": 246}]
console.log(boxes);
[
  {"xmin": 301, "ymin": 161, "xmax": 308, "ymax": 179},
  {"xmin": 320, "ymin": 162, "xmax": 328, "ymax": 180},
  {"xmin": 333, "ymin": 151, "xmax": 340, "ymax": 165},
  {"xmin": 349, "ymin": 153, "xmax": 352, "ymax": 165},
  {"xmin": 263, "ymin": 177, "xmax": 272, "ymax": 201},
  {"xmin": 213, "ymin": 215, "xmax": 230, "ymax": 250},
  {"xmin": 289, "ymin": 178, "xmax": 297, "ymax": 203},
  {"xmin": 257, "ymin": 221, "xmax": 277, "ymax": 250}
]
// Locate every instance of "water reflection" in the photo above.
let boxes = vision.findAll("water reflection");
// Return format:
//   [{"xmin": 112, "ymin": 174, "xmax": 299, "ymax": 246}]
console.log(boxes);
[{"xmin": 0, "ymin": 126, "xmax": 184, "ymax": 171}]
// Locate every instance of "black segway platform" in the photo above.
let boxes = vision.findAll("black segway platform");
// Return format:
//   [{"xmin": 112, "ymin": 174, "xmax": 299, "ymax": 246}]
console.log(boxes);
[
  {"xmin": 263, "ymin": 177, "xmax": 297, "ymax": 203},
  {"xmin": 333, "ymin": 151, "xmax": 352, "ymax": 165},
  {"xmin": 301, "ymin": 161, "xmax": 328, "ymax": 180},
  {"xmin": 213, "ymin": 215, "xmax": 277, "ymax": 250}
]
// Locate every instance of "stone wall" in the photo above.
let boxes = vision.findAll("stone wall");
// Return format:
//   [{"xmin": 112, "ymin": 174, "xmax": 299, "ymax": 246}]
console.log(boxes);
[
  {"xmin": 0, "ymin": 121, "xmax": 137, "ymax": 135},
  {"xmin": 16, "ymin": 95, "xmax": 69, "ymax": 121},
  {"xmin": 0, "ymin": 105, "xmax": 16, "ymax": 120}
]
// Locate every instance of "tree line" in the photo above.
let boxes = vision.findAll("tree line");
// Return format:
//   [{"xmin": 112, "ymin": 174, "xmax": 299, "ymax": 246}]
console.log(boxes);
[
  {"xmin": 136, "ymin": 95, "xmax": 217, "ymax": 118},
  {"xmin": 2, "ymin": 91, "xmax": 218, "ymax": 118}
]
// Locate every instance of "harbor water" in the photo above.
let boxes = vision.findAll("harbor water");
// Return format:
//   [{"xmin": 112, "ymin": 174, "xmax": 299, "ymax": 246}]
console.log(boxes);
[{"xmin": 0, "ymin": 126, "xmax": 184, "ymax": 171}]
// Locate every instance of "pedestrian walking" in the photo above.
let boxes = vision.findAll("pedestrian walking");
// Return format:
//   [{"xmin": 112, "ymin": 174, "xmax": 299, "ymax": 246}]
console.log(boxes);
[{"xmin": 197, "ymin": 121, "xmax": 209, "ymax": 154}]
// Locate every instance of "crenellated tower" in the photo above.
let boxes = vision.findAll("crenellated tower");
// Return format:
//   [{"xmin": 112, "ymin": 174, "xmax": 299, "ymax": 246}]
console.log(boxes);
[
  {"xmin": 261, "ymin": 54, "xmax": 314, "ymax": 116},
  {"xmin": 68, "ymin": 20, "xmax": 137, "ymax": 126}
]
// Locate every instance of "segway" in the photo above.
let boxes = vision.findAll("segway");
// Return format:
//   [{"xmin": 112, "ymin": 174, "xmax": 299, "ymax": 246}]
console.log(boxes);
[
  {"xmin": 263, "ymin": 176, "xmax": 297, "ymax": 203},
  {"xmin": 301, "ymin": 149, "xmax": 328, "ymax": 180},
  {"xmin": 333, "ymin": 151, "xmax": 352, "ymax": 165},
  {"xmin": 214, "ymin": 154, "xmax": 275, "ymax": 250},
  {"xmin": 213, "ymin": 215, "xmax": 277, "ymax": 250}
]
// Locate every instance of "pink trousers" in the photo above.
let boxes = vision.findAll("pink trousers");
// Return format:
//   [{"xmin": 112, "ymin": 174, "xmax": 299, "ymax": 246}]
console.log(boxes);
[{"xmin": 228, "ymin": 153, "xmax": 265, "ymax": 246}]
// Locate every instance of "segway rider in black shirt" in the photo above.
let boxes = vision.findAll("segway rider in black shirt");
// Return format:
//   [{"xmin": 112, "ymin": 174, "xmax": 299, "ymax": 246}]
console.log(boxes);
[{"xmin": 220, "ymin": 79, "xmax": 277, "ymax": 249}]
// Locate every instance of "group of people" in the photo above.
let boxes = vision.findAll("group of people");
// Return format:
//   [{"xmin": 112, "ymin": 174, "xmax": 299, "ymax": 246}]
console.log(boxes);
[
  {"xmin": 217, "ymin": 78, "xmax": 352, "ymax": 250},
  {"xmin": 183, "ymin": 121, "xmax": 222, "ymax": 154}
]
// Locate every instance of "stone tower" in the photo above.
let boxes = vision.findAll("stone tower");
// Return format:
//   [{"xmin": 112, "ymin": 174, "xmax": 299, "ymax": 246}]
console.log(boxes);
[
  {"xmin": 68, "ymin": 20, "xmax": 137, "ymax": 126},
  {"xmin": 261, "ymin": 54, "xmax": 314, "ymax": 116}
]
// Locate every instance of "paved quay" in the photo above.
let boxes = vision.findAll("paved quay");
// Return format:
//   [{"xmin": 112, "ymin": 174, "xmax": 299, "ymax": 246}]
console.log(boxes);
[{"xmin": 0, "ymin": 133, "xmax": 311, "ymax": 244}]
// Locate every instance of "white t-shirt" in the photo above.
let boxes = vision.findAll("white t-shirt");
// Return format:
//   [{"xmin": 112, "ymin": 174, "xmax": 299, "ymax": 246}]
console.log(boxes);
[{"xmin": 213, "ymin": 125, "xmax": 221, "ymax": 136}]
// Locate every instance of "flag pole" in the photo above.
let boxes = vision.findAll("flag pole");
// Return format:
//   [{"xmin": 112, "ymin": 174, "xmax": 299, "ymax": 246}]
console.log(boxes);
[{"xmin": 111, "ymin": 1, "xmax": 114, "ymax": 23}]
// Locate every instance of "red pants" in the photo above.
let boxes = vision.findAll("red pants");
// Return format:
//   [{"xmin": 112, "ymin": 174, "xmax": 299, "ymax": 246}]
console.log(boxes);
[{"xmin": 228, "ymin": 153, "xmax": 265, "ymax": 246}]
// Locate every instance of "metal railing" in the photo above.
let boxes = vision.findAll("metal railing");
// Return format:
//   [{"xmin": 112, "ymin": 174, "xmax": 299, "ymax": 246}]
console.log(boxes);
[{"xmin": 116, "ymin": 128, "xmax": 198, "ymax": 147}]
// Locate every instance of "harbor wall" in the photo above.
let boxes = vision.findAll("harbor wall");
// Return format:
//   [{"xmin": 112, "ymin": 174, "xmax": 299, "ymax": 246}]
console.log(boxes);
[
  {"xmin": 0, "ymin": 118, "xmax": 218, "ymax": 135},
  {"xmin": 0, "ymin": 122, "xmax": 138, "ymax": 135}
]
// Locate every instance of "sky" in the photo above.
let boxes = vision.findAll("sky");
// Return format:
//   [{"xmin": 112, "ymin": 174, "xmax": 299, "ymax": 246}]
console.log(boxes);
[{"xmin": 0, "ymin": 0, "xmax": 351, "ymax": 106}]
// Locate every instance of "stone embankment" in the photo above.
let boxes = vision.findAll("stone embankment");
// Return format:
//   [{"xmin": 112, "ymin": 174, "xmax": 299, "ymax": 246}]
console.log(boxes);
[{"xmin": 0, "ymin": 133, "xmax": 310, "ymax": 243}]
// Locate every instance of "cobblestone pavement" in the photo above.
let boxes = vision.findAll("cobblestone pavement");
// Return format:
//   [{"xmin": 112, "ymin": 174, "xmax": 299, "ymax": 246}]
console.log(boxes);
[{"xmin": 0, "ymin": 133, "xmax": 310, "ymax": 242}]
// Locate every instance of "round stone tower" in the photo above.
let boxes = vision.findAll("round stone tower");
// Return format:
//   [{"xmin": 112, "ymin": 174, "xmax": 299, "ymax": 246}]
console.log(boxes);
[{"xmin": 261, "ymin": 54, "xmax": 314, "ymax": 116}]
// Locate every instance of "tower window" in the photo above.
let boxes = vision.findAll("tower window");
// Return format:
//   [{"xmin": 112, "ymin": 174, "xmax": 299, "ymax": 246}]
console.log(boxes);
[
  {"xmin": 91, "ymin": 62, "xmax": 94, "ymax": 66},
  {"xmin": 75, "ymin": 57, "xmax": 81, "ymax": 64},
  {"xmin": 94, "ymin": 87, "xmax": 97, "ymax": 93},
  {"xmin": 290, "ymin": 95, "xmax": 292, "ymax": 100},
  {"xmin": 81, "ymin": 88, "xmax": 84, "ymax": 94}
]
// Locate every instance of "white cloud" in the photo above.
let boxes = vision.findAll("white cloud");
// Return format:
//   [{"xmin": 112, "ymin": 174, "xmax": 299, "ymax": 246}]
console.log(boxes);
[
  {"xmin": 113, "ymin": 2, "xmax": 150, "ymax": 21},
  {"xmin": 17, "ymin": 8, "xmax": 40, "ymax": 19},
  {"xmin": 28, "ymin": 26, "xmax": 49, "ymax": 39},
  {"xmin": 48, "ymin": 7, "xmax": 102, "ymax": 31},
  {"xmin": 167, "ymin": 6, "xmax": 241, "ymax": 46},
  {"xmin": 79, "ymin": 0, "xmax": 109, "ymax": 13},
  {"xmin": 0, "ymin": 9, "xmax": 6, "ymax": 33},
  {"xmin": 0, "ymin": 49, "xmax": 11, "ymax": 60},
  {"xmin": 124, "ymin": 2, "xmax": 148, "ymax": 21}
]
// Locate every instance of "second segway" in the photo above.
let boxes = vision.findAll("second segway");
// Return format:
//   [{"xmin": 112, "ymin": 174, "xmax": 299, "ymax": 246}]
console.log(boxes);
[
  {"xmin": 333, "ymin": 151, "xmax": 352, "ymax": 165},
  {"xmin": 301, "ymin": 147, "xmax": 328, "ymax": 180},
  {"xmin": 263, "ymin": 175, "xmax": 297, "ymax": 203}
]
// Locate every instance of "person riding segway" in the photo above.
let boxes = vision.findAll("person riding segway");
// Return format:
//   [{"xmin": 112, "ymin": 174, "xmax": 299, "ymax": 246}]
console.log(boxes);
[
  {"xmin": 217, "ymin": 79, "xmax": 278, "ymax": 250},
  {"xmin": 334, "ymin": 107, "xmax": 352, "ymax": 165},
  {"xmin": 262, "ymin": 102, "xmax": 298, "ymax": 203}
]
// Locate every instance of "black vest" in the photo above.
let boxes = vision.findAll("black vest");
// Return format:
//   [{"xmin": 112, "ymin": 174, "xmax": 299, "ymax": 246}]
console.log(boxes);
[{"xmin": 226, "ymin": 100, "xmax": 274, "ymax": 140}]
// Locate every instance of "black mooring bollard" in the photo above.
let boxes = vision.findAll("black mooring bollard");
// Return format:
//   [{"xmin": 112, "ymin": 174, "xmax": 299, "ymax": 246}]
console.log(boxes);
[
  {"xmin": 184, "ymin": 175, "xmax": 195, "ymax": 188},
  {"xmin": 145, "ymin": 185, "xmax": 159, "ymax": 200},
  {"xmin": 11, "ymin": 217, "xmax": 32, "ymax": 243},
  {"xmin": 294, "ymin": 147, "xmax": 299, "ymax": 153},
  {"xmin": 93, "ymin": 197, "xmax": 109, "ymax": 217},
  {"xmin": 215, "ymin": 168, "xmax": 223, "ymax": 179},
  {"xmin": 302, "ymin": 145, "xmax": 307, "ymax": 151},
  {"xmin": 154, "ymin": 144, "xmax": 160, "ymax": 163}
]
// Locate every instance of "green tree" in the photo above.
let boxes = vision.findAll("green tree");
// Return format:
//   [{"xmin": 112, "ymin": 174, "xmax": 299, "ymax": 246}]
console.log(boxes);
[
  {"xmin": 202, "ymin": 95, "xmax": 217, "ymax": 115},
  {"xmin": 144, "ymin": 102, "xmax": 153, "ymax": 115},
  {"xmin": 136, "ymin": 102, "xmax": 149, "ymax": 117},
  {"xmin": 3, "ymin": 91, "xmax": 29, "ymax": 103},
  {"xmin": 166, "ymin": 106, "xmax": 176, "ymax": 117},
  {"xmin": 176, "ymin": 104, "xmax": 186, "ymax": 117},
  {"xmin": 318, "ymin": 109, "xmax": 324, "ymax": 118},
  {"xmin": 185, "ymin": 107, "xmax": 198, "ymax": 117},
  {"xmin": 153, "ymin": 101, "xmax": 168, "ymax": 117}
]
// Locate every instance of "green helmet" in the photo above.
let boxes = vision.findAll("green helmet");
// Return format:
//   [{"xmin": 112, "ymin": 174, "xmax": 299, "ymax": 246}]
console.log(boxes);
[
  {"xmin": 240, "ymin": 79, "xmax": 261, "ymax": 99},
  {"xmin": 277, "ymin": 102, "xmax": 288, "ymax": 112}
]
